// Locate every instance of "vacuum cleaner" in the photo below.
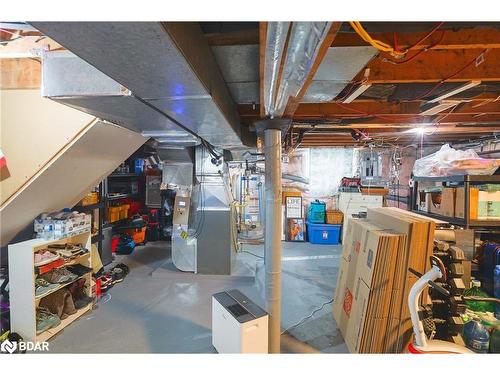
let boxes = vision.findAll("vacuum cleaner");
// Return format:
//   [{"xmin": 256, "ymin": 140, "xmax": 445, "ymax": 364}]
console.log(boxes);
[{"xmin": 407, "ymin": 255, "xmax": 473, "ymax": 354}]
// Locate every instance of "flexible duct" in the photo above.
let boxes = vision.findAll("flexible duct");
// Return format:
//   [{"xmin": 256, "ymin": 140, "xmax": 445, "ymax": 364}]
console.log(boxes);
[
  {"xmin": 271, "ymin": 22, "xmax": 332, "ymax": 117},
  {"xmin": 263, "ymin": 22, "xmax": 291, "ymax": 118}
]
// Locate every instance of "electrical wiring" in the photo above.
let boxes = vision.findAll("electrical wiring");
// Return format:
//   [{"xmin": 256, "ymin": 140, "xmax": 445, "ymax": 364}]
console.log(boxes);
[
  {"xmin": 240, "ymin": 250, "xmax": 264, "ymax": 259},
  {"xmin": 350, "ymin": 22, "xmax": 444, "ymax": 61},
  {"xmin": 349, "ymin": 21, "xmax": 405, "ymax": 58},
  {"xmin": 132, "ymin": 93, "xmax": 221, "ymax": 160},
  {"xmin": 410, "ymin": 48, "xmax": 489, "ymax": 101},
  {"xmin": 382, "ymin": 30, "xmax": 446, "ymax": 65},
  {"xmin": 334, "ymin": 101, "xmax": 421, "ymax": 123},
  {"xmin": 0, "ymin": 28, "xmax": 20, "ymax": 36},
  {"xmin": 397, "ymin": 22, "xmax": 445, "ymax": 53},
  {"xmin": 281, "ymin": 298, "xmax": 334, "ymax": 335},
  {"xmin": 190, "ymin": 147, "xmax": 207, "ymax": 239},
  {"xmin": 334, "ymin": 79, "xmax": 363, "ymax": 102},
  {"xmin": 0, "ymin": 36, "xmax": 23, "ymax": 44},
  {"xmin": 423, "ymin": 102, "xmax": 461, "ymax": 137}
]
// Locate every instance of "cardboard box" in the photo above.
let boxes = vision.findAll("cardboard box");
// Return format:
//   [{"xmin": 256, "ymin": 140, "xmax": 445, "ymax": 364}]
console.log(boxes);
[
  {"xmin": 478, "ymin": 190, "xmax": 500, "ymax": 219},
  {"xmin": 429, "ymin": 187, "xmax": 455, "ymax": 217},
  {"xmin": 455, "ymin": 187, "xmax": 479, "ymax": 219},
  {"xmin": 333, "ymin": 218, "xmax": 403, "ymax": 353},
  {"xmin": 333, "ymin": 209, "xmax": 435, "ymax": 353}
]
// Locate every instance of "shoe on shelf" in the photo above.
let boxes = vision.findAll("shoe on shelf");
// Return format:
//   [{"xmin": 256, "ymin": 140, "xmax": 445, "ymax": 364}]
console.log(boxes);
[
  {"xmin": 36, "ymin": 307, "xmax": 61, "ymax": 334},
  {"xmin": 34, "ymin": 250, "xmax": 60, "ymax": 267},
  {"xmin": 53, "ymin": 248, "xmax": 74, "ymax": 258},
  {"xmin": 48, "ymin": 243, "xmax": 88, "ymax": 258},
  {"xmin": 35, "ymin": 278, "xmax": 59, "ymax": 297},
  {"xmin": 57, "ymin": 267, "xmax": 79, "ymax": 282},
  {"xmin": 74, "ymin": 295, "xmax": 93, "ymax": 309},
  {"xmin": 67, "ymin": 264, "xmax": 93, "ymax": 277},
  {"xmin": 41, "ymin": 267, "xmax": 78, "ymax": 284},
  {"xmin": 61, "ymin": 288, "xmax": 78, "ymax": 318}
]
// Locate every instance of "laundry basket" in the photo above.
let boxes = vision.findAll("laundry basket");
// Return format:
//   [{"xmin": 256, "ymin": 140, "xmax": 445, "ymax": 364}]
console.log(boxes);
[{"xmin": 326, "ymin": 210, "xmax": 343, "ymax": 225}]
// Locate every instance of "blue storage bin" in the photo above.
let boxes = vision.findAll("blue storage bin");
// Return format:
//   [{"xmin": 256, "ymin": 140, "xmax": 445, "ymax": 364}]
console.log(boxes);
[{"xmin": 307, "ymin": 221, "xmax": 341, "ymax": 245}]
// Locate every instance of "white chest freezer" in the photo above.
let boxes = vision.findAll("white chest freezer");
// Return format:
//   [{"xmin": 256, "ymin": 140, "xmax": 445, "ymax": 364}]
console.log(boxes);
[{"xmin": 212, "ymin": 289, "xmax": 268, "ymax": 353}]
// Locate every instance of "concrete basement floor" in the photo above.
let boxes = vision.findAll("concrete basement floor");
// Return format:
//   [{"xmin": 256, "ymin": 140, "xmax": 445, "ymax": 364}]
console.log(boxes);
[{"xmin": 47, "ymin": 241, "xmax": 348, "ymax": 353}]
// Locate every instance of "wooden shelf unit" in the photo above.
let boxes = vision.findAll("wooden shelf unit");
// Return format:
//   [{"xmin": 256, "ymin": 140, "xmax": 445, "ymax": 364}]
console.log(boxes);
[{"xmin": 8, "ymin": 231, "xmax": 93, "ymax": 342}]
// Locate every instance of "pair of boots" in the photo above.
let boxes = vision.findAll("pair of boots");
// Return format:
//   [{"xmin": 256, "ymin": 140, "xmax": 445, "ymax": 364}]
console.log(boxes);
[
  {"xmin": 68, "ymin": 279, "xmax": 93, "ymax": 309},
  {"xmin": 39, "ymin": 288, "xmax": 77, "ymax": 319}
]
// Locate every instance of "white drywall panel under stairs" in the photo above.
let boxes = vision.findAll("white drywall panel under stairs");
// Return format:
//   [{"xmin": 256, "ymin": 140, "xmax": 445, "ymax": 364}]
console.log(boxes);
[
  {"xmin": 0, "ymin": 89, "xmax": 95, "ymax": 205},
  {"xmin": 0, "ymin": 119, "xmax": 146, "ymax": 246}
]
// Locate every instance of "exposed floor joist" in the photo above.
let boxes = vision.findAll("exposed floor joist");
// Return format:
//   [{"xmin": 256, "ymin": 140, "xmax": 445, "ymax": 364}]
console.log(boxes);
[
  {"xmin": 204, "ymin": 27, "xmax": 500, "ymax": 51},
  {"xmin": 332, "ymin": 27, "xmax": 500, "ymax": 50},
  {"xmin": 365, "ymin": 49, "xmax": 500, "ymax": 83}
]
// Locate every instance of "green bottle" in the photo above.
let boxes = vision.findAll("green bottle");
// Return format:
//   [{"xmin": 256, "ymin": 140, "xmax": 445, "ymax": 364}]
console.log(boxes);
[{"xmin": 463, "ymin": 280, "xmax": 495, "ymax": 313}]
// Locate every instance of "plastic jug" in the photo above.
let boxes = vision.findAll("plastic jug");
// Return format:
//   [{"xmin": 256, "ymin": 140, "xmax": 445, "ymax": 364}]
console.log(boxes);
[
  {"xmin": 462, "ymin": 319, "xmax": 490, "ymax": 353},
  {"xmin": 463, "ymin": 280, "xmax": 495, "ymax": 313}
]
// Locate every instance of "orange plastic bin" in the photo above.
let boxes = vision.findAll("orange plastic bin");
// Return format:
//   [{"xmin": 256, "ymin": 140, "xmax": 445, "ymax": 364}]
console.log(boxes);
[{"xmin": 124, "ymin": 227, "xmax": 147, "ymax": 245}]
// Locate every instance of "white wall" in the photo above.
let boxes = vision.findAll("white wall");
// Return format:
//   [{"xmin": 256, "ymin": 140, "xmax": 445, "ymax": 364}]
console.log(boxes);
[{"xmin": 0, "ymin": 89, "xmax": 94, "ymax": 205}]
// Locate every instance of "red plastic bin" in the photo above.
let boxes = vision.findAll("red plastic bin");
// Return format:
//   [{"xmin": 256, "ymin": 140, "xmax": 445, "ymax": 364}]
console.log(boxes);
[
  {"xmin": 123, "ymin": 199, "xmax": 142, "ymax": 217},
  {"xmin": 111, "ymin": 236, "xmax": 120, "ymax": 253}
]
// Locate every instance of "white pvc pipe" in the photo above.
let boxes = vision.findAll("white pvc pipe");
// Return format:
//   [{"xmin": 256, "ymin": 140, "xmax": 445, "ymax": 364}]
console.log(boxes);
[
  {"xmin": 264, "ymin": 128, "xmax": 282, "ymax": 353},
  {"xmin": 408, "ymin": 266, "xmax": 442, "ymax": 348}
]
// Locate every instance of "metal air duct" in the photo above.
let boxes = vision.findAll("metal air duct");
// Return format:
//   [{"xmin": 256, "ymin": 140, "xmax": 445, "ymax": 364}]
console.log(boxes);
[{"xmin": 31, "ymin": 22, "xmax": 245, "ymax": 149}]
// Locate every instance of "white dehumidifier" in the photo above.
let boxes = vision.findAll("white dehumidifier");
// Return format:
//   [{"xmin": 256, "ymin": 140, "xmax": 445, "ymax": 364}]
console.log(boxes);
[{"xmin": 212, "ymin": 289, "xmax": 268, "ymax": 353}]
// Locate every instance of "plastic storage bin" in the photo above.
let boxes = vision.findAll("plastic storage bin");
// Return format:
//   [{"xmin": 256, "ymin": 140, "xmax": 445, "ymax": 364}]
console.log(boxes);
[
  {"xmin": 124, "ymin": 227, "xmax": 147, "ymax": 245},
  {"xmin": 308, "ymin": 200, "xmax": 326, "ymax": 223},
  {"xmin": 80, "ymin": 192, "xmax": 99, "ymax": 206},
  {"xmin": 108, "ymin": 206, "xmax": 121, "ymax": 223},
  {"xmin": 307, "ymin": 222, "xmax": 341, "ymax": 245},
  {"xmin": 326, "ymin": 210, "xmax": 343, "ymax": 224},
  {"xmin": 119, "ymin": 204, "xmax": 130, "ymax": 220}
]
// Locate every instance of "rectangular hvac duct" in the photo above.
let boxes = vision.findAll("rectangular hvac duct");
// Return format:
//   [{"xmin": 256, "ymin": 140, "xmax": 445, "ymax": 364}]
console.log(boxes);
[
  {"xmin": 31, "ymin": 22, "xmax": 244, "ymax": 149},
  {"xmin": 303, "ymin": 46, "xmax": 378, "ymax": 102}
]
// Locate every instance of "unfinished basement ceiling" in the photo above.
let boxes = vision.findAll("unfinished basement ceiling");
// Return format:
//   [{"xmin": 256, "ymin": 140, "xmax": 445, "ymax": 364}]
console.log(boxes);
[
  {"xmin": 302, "ymin": 46, "xmax": 377, "ymax": 102},
  {"xmin": 360, "ymin": 82, "xmax": 500, "ymax": 102},
  {"xmin": 30, "ymin": 22, "xmax": 245, "ymax": 149},
  {"xmin": 2, "ymin": 21, "xmax": 498, "ymax": 148},
  {"xmin": 211, "ymin": 44, "xmax": 379, "ymax": 104}
]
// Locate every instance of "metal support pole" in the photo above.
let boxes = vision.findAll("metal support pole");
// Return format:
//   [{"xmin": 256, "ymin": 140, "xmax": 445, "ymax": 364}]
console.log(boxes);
[{"xmin": 264, "ymin": 128, "xmax": 282, "ymax": 353}]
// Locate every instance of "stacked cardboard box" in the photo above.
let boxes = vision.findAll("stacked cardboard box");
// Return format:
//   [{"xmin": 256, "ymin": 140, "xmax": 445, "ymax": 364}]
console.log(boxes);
[{"xmin": 332, "ymin": 207, "xmax": 435, "ymax": 353}]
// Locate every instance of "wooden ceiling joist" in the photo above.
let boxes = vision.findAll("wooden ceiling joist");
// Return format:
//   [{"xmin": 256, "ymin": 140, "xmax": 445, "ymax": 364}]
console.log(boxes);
[
  {"xmin": 204, "ymin": 27, "xmax": 500, "ymax": 51},
  {"xmin": 238, "ymin": 101, "xmax": 500, "ymax": 122},
  {"xmin": 365, "ymin": 49, "xmax": 500, "ymax": 83},
  {"xmin": 292, "ymin": 101, "xmax": 500, "ymax": 117},
  {"xmin": 332, "ymin": 27, "xmax": 500, "ymax": 50}
]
